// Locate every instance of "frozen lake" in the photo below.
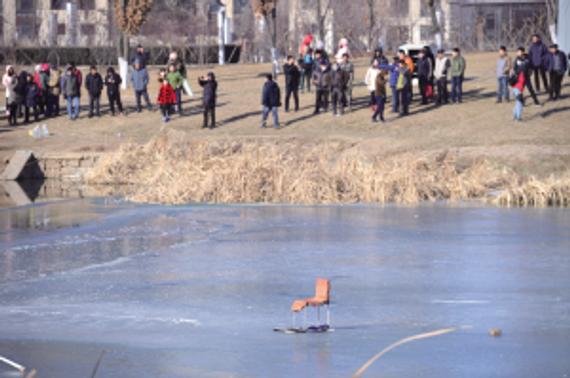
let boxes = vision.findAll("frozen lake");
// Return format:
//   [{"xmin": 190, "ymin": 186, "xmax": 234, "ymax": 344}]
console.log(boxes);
[{"xmin": 0, "ymin": 200, "xmax": 569, "ymax": 377}]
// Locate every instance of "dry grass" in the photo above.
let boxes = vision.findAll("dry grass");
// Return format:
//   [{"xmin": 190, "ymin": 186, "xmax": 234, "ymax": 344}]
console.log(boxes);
[{"xmin": 84, "ymin": 130, "xmax": 570, "ymax": 207}]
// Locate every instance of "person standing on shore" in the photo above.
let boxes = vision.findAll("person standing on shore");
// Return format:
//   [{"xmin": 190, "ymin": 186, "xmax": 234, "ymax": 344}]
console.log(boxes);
[
  {"xmin": 283, "ymin": 55, "xmax": 301, "ymax": 112},
  {"xmin": 3, "ymin": 66, "xmax": 16, "ymax": 116},
  {"xmin": 61, "ymin": 66, "xmax": 80, "ymax": 120},
  {"xmin": 365, "ymin": 59, "xmax": 381, "ymax": 106},
  {"xmin": 85, "ymin": 65, "xmax": 103, "ymax": 118},
  {"xmin": 312, "ymin": 61, "xmax": 332, "ymax": 114},
  {"xmin": 340, "ymin": 53, "xmax": 355, "ymax": 112},
  {"xmin": 417, "ymin": 48, "xmax": 433, "ymax": 105},
  {"xmin": 300, "ymin": 48, "xmax": 314, "ymax": 93},
  {"xmin": 24, "ymin": 74, "xmax": 40, "ymax": 123},
  {"xmin": 396, "ymin": 59, "xmax": 412, "ymax": 116},
  {"xmin": 4, "ymin": 68, "xmax": 18, "ymax": 126},
  {"xmin": 496, "ymin": 46, "xmax": 512, "ymax": 103},
  {"xmin": 514, "ymin": 48, "xmax": 541, "ymax": 106},
  {"xmin": 166, "ymin": 64, "xmax": 184, "ymax": 115},
  {"xmin": 434, "ymin": 49, "xmax": 450, "ymax": 105},
  {"xmin": 167, "ymin": 51, "xmax": 187, "ymax": 115},
  {"xmin": 511, "ymin": 61, "xmax": 526, "ymax": 122},
  {"xmin": 105, "ymin": 67, "xmax": 124, "ymax": 116},
  {"xmin": 545, "ymin": 44, "xmax": 567, "ymax": 101},
  {"xmin": 131, "ymin": 44, "xmax": 149, "ymax": 69},
  {"xmin": 528, "ymin": 34, "xmax": 549, "ymax": 93},
  {"xmin": 261, "ymin": 74, "xmax": 281, "ymax": 129},
  {"xmin": 372, "ymin": 69, "xmax": 387, "ymax": 123},
  {"xmin": 157, "ymin": 78, "xmax": 176, "ymax": 124},
  {"xmin": 331, "ymin": 63, "xmax": 349, "ymax": 116},
  {"xmin": 47, "ymin": 64, "xmax": 61, "ymax": 117},
  {"xmin": 130, "ymin": 61, "xmax": 152, "ymax": 113},
  {"xmin": 198, "ymin": 72, "xmax": 218, "ymax": 129},
  {"xmin": 450, "ymin": 48, "xmax": 466, "ymax": 104}
]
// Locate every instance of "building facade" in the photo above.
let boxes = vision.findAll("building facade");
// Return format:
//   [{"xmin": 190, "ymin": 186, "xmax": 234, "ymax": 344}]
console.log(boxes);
[{"xmin": 1, "ymin": 0, "xmax": 114, "ymax": 47}]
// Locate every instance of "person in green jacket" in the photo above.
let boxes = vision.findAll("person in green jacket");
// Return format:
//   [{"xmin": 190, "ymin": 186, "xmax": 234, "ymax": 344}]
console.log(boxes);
[
  {"xmin": 166, "ymin": 64, "xmax": 184, "ymax": 115},
  {"xmin": 450, "ymin": 47, "xmax": 466, "ymax": 103}
]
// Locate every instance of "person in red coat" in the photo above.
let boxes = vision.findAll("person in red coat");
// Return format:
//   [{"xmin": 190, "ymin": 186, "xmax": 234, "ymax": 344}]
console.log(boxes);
[{"xmin": 157, "ymin": 78, "xmax": 176, "ymax": 123}]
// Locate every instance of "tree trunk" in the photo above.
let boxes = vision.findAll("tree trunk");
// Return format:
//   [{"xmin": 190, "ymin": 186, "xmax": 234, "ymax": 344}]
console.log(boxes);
[
  {"xmin": 317, "ymin": 0, "xmax": 325, "ymax": 43},
  {"xmin": 367, "ymin": 0, "xmax": 375, "ymax": 51},
  {"xmin": 546, "ymin": 0, "xmax": 558, "ymax": 43}
]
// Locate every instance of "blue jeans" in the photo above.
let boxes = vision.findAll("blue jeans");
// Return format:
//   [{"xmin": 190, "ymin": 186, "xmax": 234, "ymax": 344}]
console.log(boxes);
[
  {"xmin": 497, "ymin": 77, "xmax": 509, "ymax": 101},
  {"xmin": 512, "ymin": 88, "xmax": 523, "ymax": 120},
  {"xmin": 262, "ymin": 106, "xmax": 279, "ymax": 128},
  {"xmin": 391, "ymin": 86, "xmax": 399, "ymax": 112},
  {"xmin": 451, "ymin": 76, "xmax": 463, "ymax": 103},
  {"xmin": 66, "ymin": 96, "xmax": 80, "ymax": 119}
]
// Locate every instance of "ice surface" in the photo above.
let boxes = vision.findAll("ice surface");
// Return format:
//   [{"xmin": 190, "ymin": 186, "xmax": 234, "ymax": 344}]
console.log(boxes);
[{"xmin": 0, "ymin": 200, "xmax": 569, "ymax": 377}]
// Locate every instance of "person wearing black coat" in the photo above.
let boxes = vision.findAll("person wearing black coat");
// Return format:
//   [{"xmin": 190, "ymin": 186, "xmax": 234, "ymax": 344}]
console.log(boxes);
[
  {"xmin": 261, "ymin": 74, "xmax": 281, "ymax": 129},
  {"xmin": 417, "ymin": 49, "xmax": 433, "ymax": 105},
  {"xmin": 198, "ymin": 72, "xmax": 218, "ymax": 129},
  {"xmin": 283, "ymin": 56, "xmax": 301, "ymax": 112},
  {"xmin": 15, "ymin": 71, "xmax": 29, "ymax": 118},
  {"xmin": 331, "ymin": 64, "xmax": 349, "ymax": 116},
  {"xmin": 514, "ymin": 48, "xmax": 540, "ymax": 106},
  {"xmin": 105, "ymin": 67, "xmax": 124, "ymax": 116},
  {"xmin": 24, "ymin": 74, "xmax": 40, "ymax": 123},
  {"xmin": 85, "ymin": 66, "xmax": 103, "ymax": 117}
]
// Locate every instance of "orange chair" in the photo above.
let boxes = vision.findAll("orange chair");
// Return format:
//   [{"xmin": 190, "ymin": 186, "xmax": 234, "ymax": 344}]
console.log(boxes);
[{"xmin": 291, "ymin": 278, "xmax": 331, "ymax": 328}]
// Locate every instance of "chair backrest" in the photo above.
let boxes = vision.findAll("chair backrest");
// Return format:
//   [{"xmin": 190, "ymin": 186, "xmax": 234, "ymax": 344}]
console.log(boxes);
[{"xmin": 314, "ymin": 278, "xmax": 330, "ymax": 303}]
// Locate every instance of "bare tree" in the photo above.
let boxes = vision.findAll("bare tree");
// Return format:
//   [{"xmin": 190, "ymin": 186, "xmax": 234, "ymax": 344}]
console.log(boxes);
[
  {"xmin": 115, "ymin": 0, "xmax": 154, "ymax": 59},
  {"xmin": 425, "ymin": 0, "xmax": 443, "ymax": 49},
  {"xmin": 316, "ymin": 0, "xmax": 332, "ymax": 43},
  {"xmin": 545, "ymin": 0, "xmax": 558, "ymax": 43},
  {"xmin": 252, "ymin": 0, "xmax": 279, "ymax": 75}
]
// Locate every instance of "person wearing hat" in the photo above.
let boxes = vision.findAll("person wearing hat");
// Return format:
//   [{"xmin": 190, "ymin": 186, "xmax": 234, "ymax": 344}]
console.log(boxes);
[
  {"xmin": 198, "ymin": 72, "xmax": 218, "ymax": 129},
  {"xmin": 47, "ymin": 64, "xmax": 61, "ymax": 117},
  {"xmin": 131, "ymin": 45, "xmax": 148, "ymax": 69}
]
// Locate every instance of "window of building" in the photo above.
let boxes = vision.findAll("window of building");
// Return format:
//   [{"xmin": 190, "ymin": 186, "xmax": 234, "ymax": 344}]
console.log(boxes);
[
  {"xmin": 391, "ymin": 0, "xmax": 409, "ymax": 17},
  {"xmin": 58, "ymin": 23, "xmax": 66, "ymax": 35},
  {"xmin": 80, "ymin": 23, "xmax": 95, "ymax": 35},
  {"xmin": 420, "ymin": 25, "xmax": 432, "ymax": 41},
  {"xmin": 421, "ymin": 2, "xmax": 430, "ymax": 18},
  {"xmin": 17, "ymin": 0, "xmax": 35, "ymax": 14},
  {"xmin": 79, "ymin": 0, "xmax": 96, "ymax": 10},
  {"xmin": 51, "ymin": 0, "xmax": 66, "ymax": 9}
]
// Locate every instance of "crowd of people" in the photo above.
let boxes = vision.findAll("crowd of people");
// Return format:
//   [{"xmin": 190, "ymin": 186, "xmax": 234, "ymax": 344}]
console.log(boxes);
[
  {"xmin": 2, "ymin": 35, "xmax": 569, "ymax": 130},
  {"xmin": 1, "ymin": 45, "xmax": 218, "ymax": 128}
]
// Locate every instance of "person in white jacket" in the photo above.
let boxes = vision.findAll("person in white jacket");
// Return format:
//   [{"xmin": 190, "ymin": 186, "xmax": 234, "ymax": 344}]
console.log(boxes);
[
  {"xmin": 2, "ymin": 65, "xmax": 16, "ymax": 116},
  {"xmin": 335, "ymin": 38, "xmax": 350, "ymax": 64},
  {"xmin": 364, "ymin": 59, "xmax": 381, "ymax": 106},
  {"xmin": 434, "ymin": 49, "xmax": 451, "ymax": 105}
]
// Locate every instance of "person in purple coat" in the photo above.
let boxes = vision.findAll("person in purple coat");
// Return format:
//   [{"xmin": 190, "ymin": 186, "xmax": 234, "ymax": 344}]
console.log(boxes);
[{"xmin": 528, "ymin": 34, "xmax": 549, "ymax": 93}]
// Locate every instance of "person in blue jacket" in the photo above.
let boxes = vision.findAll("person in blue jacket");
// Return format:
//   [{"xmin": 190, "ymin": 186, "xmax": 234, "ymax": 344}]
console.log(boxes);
[
  {"xmin": 528, "ymin": 34, "xmax": 549, "ymax": 93},
  {"xmin": 130, "ymin": 61, "xmax": 152, "ymax": 112},
  {"xmin": 379, "ymin": 56, "xmax": 400, "ymax": 113}
]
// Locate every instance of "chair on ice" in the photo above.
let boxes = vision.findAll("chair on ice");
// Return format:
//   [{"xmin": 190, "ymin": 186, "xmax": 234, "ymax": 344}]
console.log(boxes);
[{"xmin": 290, "ymin": 278, "xmax": 331, "ymax": 330}]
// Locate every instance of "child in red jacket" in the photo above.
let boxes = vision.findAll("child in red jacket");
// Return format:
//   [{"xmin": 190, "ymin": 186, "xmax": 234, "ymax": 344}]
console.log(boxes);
[{"xmin": 157, "ymin": 78, "xmax": 176, "ymax": 123}]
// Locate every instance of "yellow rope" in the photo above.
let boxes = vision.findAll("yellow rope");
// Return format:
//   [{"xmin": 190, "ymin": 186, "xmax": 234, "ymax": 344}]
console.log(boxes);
[{"xmin": 352, "ymin": 327, "xmax": 459, "ymax": 378}]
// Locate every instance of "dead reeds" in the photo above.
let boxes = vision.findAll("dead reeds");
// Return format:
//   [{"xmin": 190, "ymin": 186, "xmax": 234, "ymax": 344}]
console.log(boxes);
[{"xmin": 86, "ymin": 132, "xmax": 570, "ymax": 207}]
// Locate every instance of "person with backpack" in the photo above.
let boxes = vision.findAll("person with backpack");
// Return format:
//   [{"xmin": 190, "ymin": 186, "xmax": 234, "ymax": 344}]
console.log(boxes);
[
  {"xmin": 130, "ymin": 61, "xmax": 152, "ymax": 112},
  {"xmin": 47, "ymin": 64, "xmax": 61, "ymax": 117},
  {"xmin": 61, "ymin": 65, "xmax": 80, "ymax": 120},
  {"xmin": 545, "ymin": 44, "xmax": 567, "ymax": 101},
  {"xmin": 511, "ymin": 60, "xmax": 526, "ymax": 122},
  {"xmin": 261, "ymin": 74, "xmax": 281, "ymax": 129},
  {"xmin": 166, "ymin": 63, "xmax": 184, "ymax": 115},
  {"xmin": 85, "ymin": 65, "xmax": 103, "ymax": 118},
  {"xmin": 198, "ymin": 72, "xmax": 218, "ymax": 129},
  {"xmin": 331, "ymin": 63, "xmax": 349, "ymax": 116},
  {"xmin": 105, "ymin": 67, "xmax": 124, "ymax": 116},
  {"xmin": 301, "ymin": 48, "xmax": 314, "ymax": 93},
  {"xmin": 434, "ymin": 49, "xmax": 450, "ymax": 105},
  {"xmin": 157, "ymin": 78, "xmax": 176, "ymax": 123},
  {"xmin": 450, "ymin": 47, "xmax": 466, "ymax": 103},
  {"xmin": 496, "ymin": 46, "xmax": 512, "ymax": 103},
  {"xmin": 312, "ymin": 61, "xmax": 332, "ymax": 114},
  {"xmin": 514, "ymin": 47, "xmax": 541, "ymax": 106},
  {"xmin": 528, "ymin": 34, "xmax": 549, "ymax": 93},
  {"xmin": 283, "ymin": 55, "xmax": 301, "ymax": 112},
  {"xmin": 417, "ymin": 48, "xmax": 433, "ymax": 105}
]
